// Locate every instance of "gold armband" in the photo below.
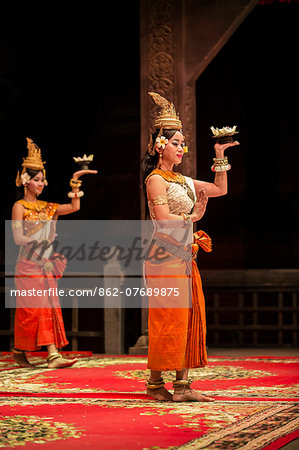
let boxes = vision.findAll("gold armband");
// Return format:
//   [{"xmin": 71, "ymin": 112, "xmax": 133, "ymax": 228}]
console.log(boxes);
[
  {"xmin": 149, "ymin": 195, "xmax": 168, "ymax": 206},
  {"xmin": 12, "ymin": 221, "xmax": 22, "ymax": 230}
]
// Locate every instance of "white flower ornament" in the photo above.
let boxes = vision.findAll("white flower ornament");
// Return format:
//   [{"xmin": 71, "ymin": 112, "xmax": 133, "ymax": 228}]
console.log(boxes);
[
  {"xmin": 155, "ymin": 136, "xmax": 168, "ymax": 149},
  {"xmin": 21, "ymin": 172, "xmax": 31, "ymax": 185}
]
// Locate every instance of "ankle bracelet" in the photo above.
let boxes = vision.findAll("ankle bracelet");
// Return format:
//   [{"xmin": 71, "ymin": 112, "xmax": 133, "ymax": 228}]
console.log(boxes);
[
  {"xmin": 173, "ymin": 379, "xmax": 191, "ymax": 387},
  {"xmin": 13, "ymin": 349, "xmax": 26, "ymax": 355},
  {"xmin": 146, "ymin": 378, "xmax": 165, "ymax": 390},
  {"xmin": 47, "ymin": 352, "xmax": 62, "ymax": 363}
]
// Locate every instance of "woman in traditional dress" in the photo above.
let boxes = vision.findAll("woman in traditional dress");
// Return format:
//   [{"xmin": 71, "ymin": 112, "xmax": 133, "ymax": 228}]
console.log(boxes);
[
  {"xmin": 12, "ymin": 137, "xmax": 97, "ymax": 368},
  {"xmin": 141, "ymin": 92, "xmax": 239, "ymax": 401}
]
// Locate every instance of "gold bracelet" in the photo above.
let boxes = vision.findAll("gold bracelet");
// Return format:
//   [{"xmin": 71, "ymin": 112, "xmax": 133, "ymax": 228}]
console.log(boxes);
[
  {"xmin": 181, "ymin": 213, "xmax": 192, "ymax": 226},
  {"xmin": 70, "ymin": 178, "xmax": 82, "ymax": 188},
  {"xmin": 12, "ymin": 221, "xmax": 22, "ymax": 230},
  {"xmin": 211, "ymin": 163, "xmax": 231, "ymax": 172},
  {"xmin": 213, "ymin": 157, "xmax": 228, "ymax": 164},
  {"xmin": 68, "ymin": 191, "xmax": 84, "ymax": 198}
]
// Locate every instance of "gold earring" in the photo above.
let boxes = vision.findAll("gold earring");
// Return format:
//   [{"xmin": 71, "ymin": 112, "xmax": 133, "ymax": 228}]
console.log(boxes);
[
  {"xmin": 148, "ymin": 135, "xmax": 155, "ymax": 155},
  {"xmin": 158, "ymin": 152, "xmax": 163, "ymax": 168}
]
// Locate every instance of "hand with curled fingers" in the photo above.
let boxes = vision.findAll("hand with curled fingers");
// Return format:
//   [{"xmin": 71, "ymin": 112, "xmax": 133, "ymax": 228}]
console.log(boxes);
[{"xmin": 191, "ymin": 189, "xmax": 208, "ymax": 223}]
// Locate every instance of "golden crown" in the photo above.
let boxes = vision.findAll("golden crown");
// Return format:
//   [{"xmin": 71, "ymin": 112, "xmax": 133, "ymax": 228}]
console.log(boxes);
[
  {"xmin": 16, "ymin": 138, "xmax": 47, "ymax": 187},
  {"xmin": 149, "ymin": 92, "xmax": 182, "ymax": 130},
  {"xmin": 22, "ymin": 138, "xmax": 45, "ymax": 170}
]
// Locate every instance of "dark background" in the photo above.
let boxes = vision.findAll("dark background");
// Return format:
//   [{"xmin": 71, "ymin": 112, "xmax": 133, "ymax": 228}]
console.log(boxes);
[
  {"xmin": 0, "ymin": 2, "xmax": 141, "ymax": 352},
  {"xmin": 1, "ymin": 1, "xmax": 298, "ymax": 352},
  {"xmin": 1, "ymin": 3, "xmax": 141, "ymax": 224},
  {"xmin": 195, "ymin": 1, "xmax": 299, "ymax": 269}
]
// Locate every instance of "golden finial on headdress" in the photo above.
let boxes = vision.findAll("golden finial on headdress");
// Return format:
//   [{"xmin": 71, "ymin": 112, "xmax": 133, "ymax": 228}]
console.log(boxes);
[
  {"xmin": 16, "ymin": 138, "xmax": 47, "ymax": 187},
  {"xmin": 148, "ymin": 91, "xmax": 182, "ymax": 130},
  {"xmin": 22, "ymin": 138, "xmax": 45, "ymax": 171}
]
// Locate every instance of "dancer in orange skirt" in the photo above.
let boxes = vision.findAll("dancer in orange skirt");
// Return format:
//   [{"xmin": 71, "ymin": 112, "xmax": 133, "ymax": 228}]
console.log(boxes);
[
  {"xmin": 141, "ymin": 92, "xmax": 239, "ymax": 401},
  {"xmin": 12, "ymin": 138, "xmax": 97, "ymax": 368}
]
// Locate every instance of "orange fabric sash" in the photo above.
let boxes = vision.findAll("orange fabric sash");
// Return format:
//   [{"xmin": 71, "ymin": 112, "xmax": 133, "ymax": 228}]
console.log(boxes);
[
  {"xmin": 192, "ymin": 230, "xmax": 212, "ymax": 256},
  {"xmin": 184, "ymin": 260, "xmax": 207, "ymax": 368}
]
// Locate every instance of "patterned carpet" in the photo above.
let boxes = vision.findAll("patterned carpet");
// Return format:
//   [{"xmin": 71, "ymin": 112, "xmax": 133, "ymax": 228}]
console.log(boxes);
[{"xmin": 0, "ymin": 353, "xmax": 298, "ymax": 449}]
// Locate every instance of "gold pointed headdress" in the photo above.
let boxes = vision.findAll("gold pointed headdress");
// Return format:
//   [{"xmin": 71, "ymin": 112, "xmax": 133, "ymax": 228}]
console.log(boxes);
[
  {"xmin": 148, "ymin": 92, "xmax": 182, "ymax": 130},
  {"xmin": 16, "ymin": 138, "xmax": 47, "ymax": 187}
]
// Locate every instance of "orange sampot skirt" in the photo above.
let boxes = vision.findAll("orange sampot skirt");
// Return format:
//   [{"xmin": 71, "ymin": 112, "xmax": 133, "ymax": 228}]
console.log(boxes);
[
  {"xmin": 14, "ymin": 258, "xmax": 68, "ymax": 351},
  {"xmin": 145, "ymin": 234, "xmax": 207, "ymax": 371}
]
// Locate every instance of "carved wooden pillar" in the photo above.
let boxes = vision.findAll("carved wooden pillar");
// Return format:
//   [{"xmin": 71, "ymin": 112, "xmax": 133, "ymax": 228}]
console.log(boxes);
[
  {"xmin": 140, "ymin": 0, "xmax": 258, "ymax": 182},
  {"xmin": 140, "ymin": 0, "xmax": 197, "ymax": 181}
]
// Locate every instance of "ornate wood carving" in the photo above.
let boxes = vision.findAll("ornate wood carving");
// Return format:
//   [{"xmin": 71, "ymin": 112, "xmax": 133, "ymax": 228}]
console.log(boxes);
[
  {"xmin": 181, "ymin": 84, "xmax": 196, "ymax": 177},
  {"xmin": 147, "ymin": 0, "xmax": 175, "ymax": 132}
]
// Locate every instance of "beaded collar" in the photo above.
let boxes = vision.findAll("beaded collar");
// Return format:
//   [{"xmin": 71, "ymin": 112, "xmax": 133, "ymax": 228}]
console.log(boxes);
[{"xmin": 17, "ymin": 199, "xmax": 48, "ymax": 212}]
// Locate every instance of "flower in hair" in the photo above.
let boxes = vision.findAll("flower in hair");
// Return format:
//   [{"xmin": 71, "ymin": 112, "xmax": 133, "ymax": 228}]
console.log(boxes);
[
  {"xmin": 21, "ymin": 172, "xmax": 31, "ymax": 185},
  {"xmin": 183, "ymin": 146, "xmax": 188, "ymax": 154},
  {"xmin": 155, "ymin": 136, "xmax": 168, "ymax": 149}
]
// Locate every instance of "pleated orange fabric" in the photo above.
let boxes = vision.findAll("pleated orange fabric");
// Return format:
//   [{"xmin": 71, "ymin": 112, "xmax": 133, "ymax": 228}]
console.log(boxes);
[
  {"xmin": 146, "ymin": 255, "xmax": 190, "ymax": 371},
  {"xmin": 184, "ymin": 260, "xmax": 207, "ymax": 368},
  {"xmin": 14, "ymin": 257, "xmax": 68, "ymax": 351},
  {"xmin": 145, "ymin": 232, "xmax": 211, "ymax": 371}
]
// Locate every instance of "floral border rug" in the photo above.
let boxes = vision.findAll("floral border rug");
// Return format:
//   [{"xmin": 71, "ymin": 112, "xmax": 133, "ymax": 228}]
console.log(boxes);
[{"xmin": 0, "ymin": 354, "xmax": 298, "ymax": 449}]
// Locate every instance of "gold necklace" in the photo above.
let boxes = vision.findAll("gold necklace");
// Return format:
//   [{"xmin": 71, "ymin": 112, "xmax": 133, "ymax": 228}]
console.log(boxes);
[
  {"xmin": 151, "ymin": 169, "xmax": 195, "ymax": 203},
  {"xmin": 36, "ymin": 199, "xmax": 48, "ymax": 220},
  {"xmin": 20, "ymin": 199, "xmax": 48, "ymax": 220},
  {"xmin": 22, "ymin": 199, "xmax": 42, "ymax": 211}
]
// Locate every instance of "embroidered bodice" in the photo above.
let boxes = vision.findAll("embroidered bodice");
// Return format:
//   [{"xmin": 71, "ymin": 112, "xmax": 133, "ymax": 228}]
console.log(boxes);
[
  {"xmin": 14, "ymin": 199, "xmax": 59, "ymax": 259},
  {"xmin": 146, "ymin": 173, "xmax": 196, "ymax": 220},
  {"xmin": 161, "ymin": 177, "xmax": 195, "ymax": 216},
  {"xmin": 16, "ymin": 199, "xmax": 58, "ymax": 236},
  {"xmin": 145, "ymin": 170, "xmax": 196, "ymax": 244}
]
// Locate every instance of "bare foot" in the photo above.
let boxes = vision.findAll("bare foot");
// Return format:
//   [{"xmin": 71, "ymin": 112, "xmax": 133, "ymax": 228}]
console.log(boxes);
[
  {"xmin": 173, "ymin": 388, "xmax": 214, "ymax": 402},
  {"xmin": 147, "ymin": 386, "xmax": 173, "ymax": 402},
  {"xmin": 13, "ymin": 353, "xmax": 36, "ymax": 369},
  {"xmin": 48, "ymin": 357, "xmax": 77, "ymax": 369}
]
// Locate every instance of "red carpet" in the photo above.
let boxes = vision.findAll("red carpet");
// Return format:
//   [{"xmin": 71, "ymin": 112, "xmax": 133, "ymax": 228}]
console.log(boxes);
[{"xmin": 0, "ymin": 353, "xmax": 298, "ymax": 449}]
